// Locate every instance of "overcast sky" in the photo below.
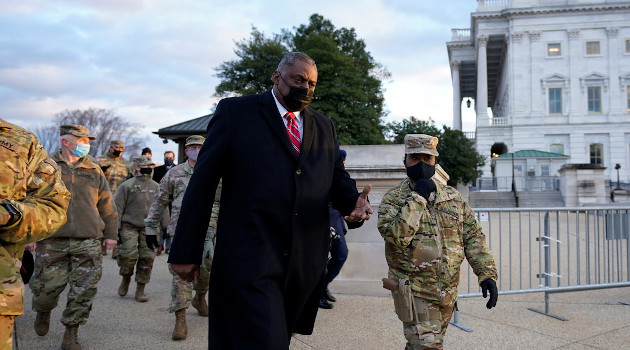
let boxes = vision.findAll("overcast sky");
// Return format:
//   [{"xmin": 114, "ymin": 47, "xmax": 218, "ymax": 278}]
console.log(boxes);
[{"xmin": 1, "ymin": 0, "xmax": 478, "ymax": 161}]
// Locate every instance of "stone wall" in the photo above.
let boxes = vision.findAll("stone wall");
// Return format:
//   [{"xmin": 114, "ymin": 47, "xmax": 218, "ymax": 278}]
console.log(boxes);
[
  {"xmin": 331, "ymin": 145, "xmax": 404, "ymax": 295},
  {"xmin": 558, "ymin": 163, "xmax": 607, "ymax": 206}
]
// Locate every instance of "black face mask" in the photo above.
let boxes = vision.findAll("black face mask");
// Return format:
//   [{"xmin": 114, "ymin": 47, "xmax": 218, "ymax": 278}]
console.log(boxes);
[
  {"xmin": 112, "ymin": 150, "xmax": 122, "ymax": 157},
  {"xmin": 139, "ymin": 168, "xmax": 153, "ymax": 176},
  {"xmin": 406, "ymin": 161, "xmax": 435, "ymax": 181},
  {"xmin": 164, "ymin": 158, "xmax": 174, "ymax": 167},
  {"xmin": 279, "ymin": 74, "xmax": 314, "ymax": 112}
]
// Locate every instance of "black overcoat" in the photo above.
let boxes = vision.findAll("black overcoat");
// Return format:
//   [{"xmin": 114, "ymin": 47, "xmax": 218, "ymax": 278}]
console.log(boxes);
[{"xmin": 168, "ymin": 90, "xmax": 360, "ymax": 349}]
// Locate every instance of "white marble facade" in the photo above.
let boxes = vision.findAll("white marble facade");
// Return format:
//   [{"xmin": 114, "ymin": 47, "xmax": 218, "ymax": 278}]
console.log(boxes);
[{"xmin": 447, "ymin": 0, "xmax": 630, "ymax": 183}]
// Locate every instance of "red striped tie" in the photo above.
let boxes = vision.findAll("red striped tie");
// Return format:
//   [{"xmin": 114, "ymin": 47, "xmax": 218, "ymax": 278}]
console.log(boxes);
[{"xmin": 285, "ymin": 112, "xmax": 301, "ymax": 155}]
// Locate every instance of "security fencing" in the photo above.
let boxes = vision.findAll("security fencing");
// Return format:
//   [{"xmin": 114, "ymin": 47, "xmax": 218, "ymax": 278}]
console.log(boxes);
[{"xmin": 451, "ymin": 206, "xmax": 630, "ymax": 330}]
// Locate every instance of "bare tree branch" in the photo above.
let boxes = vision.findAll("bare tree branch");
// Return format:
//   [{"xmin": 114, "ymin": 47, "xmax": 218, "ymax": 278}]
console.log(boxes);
[{"xmin": 31, "ymin": 108, "xmax": 148, "ymax": 158}]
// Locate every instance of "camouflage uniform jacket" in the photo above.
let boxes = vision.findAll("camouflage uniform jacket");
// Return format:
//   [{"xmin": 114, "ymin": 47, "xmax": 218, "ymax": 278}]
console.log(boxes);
[
  {"xmin": 378, "ymin": 177, "xmax": 497, "ymax": 307},
  {"xmin": 145, "ymin": 162, "xmax": 221, "ymax": 236},
  {"xmin": 51, "ymin": 151, "xmax": 118, "ymax": 240},
  {"xmin": 97, "ymin": 152, "xmax": 133, "ymax": 194},
  {"xmin": 0, "ymin": 118, "xmax": 71, "ymax": 315},
  {"xmin": 114, "ymin": 175, "xmax": 159, "ymax": 229}
]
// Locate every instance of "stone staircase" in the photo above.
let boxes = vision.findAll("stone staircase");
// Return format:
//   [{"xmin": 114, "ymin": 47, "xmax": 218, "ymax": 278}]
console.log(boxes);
[
  {"xmin": 469, "ymin": 191, "xmax": 565, "ymax": 208},
  {"xmin": 469, "ymin": 191, "xmax": 516, "ymax": 208},
  {"xmin": 517, "ymin": 191, "xmax": 565, "ymax": 207}
]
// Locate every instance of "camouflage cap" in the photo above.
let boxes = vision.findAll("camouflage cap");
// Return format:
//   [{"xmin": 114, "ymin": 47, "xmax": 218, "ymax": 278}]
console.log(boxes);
[
  {"xmin": 404, "ymin": 134, "xmax": 439, "ymax": 156},
  {"xmin": 60, "ymin": 124, "xmax": 95, "ymax": 140},
  {"xmin": 185, "ymin": 135, "xmax": 205, "ymax": 147},
  {"xmin": 132, "ymin": 155, "xmax": 155, "ymax": 167},
  {"xmin": 110, "ymin": 140, "xmax": 125, "ymax": 148}
]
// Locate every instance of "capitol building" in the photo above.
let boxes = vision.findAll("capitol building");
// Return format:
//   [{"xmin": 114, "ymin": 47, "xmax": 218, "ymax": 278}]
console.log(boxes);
[{"xmin": 447, "ymin": 0, "xmax": 630, "ymax": 186}]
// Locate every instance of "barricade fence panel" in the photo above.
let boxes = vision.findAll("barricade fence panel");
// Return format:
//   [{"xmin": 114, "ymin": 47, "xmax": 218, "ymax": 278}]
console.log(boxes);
[{"xmin": 457, "ymin": 207, "xmax": 630, "ymax": 297}]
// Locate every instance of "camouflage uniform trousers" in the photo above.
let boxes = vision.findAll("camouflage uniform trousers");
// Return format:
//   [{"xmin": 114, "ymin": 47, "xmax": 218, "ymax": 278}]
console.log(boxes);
[
  {"xmin": 167, "ymin": 253, "xmax": 211, "ymax": 313},
  {"xmin": 30, "ymin": 237, "xmax": 103, "ymax": 327},
  {"xmin": 0, "ymin": 316, "xmax": 15, "ymax": 350},
  {"xmin": 402, "ymin": 297, "xmax": 455, "ymax": 350},
  {"xmin": 116, "ymin": 225, "xmax": 156, "ymax": 284}
]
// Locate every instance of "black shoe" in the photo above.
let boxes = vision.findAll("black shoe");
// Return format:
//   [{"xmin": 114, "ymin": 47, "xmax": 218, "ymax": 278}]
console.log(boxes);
[
  {"xmin": 323, "ymin": 288, "xmax": 336, "ymax": 302},
  {"xmin": 318, "ymin": 297, "xmax": 333, "ymax": 309}
]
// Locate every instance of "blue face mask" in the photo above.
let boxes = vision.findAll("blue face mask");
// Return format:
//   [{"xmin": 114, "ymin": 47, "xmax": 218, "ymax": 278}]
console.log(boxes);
[{"xmin": 71, "ymin": 142, "xmax": 91, "ymax": 158}]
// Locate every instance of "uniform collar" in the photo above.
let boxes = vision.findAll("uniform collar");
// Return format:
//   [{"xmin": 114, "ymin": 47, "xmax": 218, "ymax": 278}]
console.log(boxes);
[
  {"xmin": 183, "ymin": 160, "xmax": 194, "ymax": 174},
  {"xmin": 53, "ymin": 150, "xmax": 99, "ymax": 170},
  {"xmin": 0, "ymin": 118, "xmax": 13, "ymax": 129}
]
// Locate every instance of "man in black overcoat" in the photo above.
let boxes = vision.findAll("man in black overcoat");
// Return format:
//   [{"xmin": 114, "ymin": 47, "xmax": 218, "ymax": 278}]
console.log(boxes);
[{"xmin": 167, "ymin": 52, "xmax": 372, "ymax": 349}]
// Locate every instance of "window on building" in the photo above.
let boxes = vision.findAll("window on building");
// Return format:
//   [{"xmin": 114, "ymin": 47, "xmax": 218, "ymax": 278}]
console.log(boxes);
[
  {"xmin": 627, "ymin": 88, "xmax": 630, "ymax": 112},
  {"xmin": 527, "ymin": 167, "xmax": 536, "ymax": 177},
  {"xmin": 550, "ymin": 144, "xmax": 564, "ymax": 154},
  {"xmin": 549, "ymin": 88, "xmax": 562, "ymax": 114},
  {"xmin": 626, "ymin": 39, "xmax": 630, "ymax": 54},
  {"xmin": 589, "ymin": 143, "xmax": 603, "ymax": 165},
  {"xmin": 514, "ymin": 164, "xmax": 523, "ymax": 177},
  {"xmin": 587, "ymin": 86, "xmax": 601, "ymax": 113},
  {"xmin": 541, "ymin": 164, "xmax": 550, "ymax": 177},
  {"xmin": 586, "ymin": 41, "xmax": 600, "ymax": 55},
  {"xmin": 547, "ymin": 43, "xmax": 561, "ymax": 57}
]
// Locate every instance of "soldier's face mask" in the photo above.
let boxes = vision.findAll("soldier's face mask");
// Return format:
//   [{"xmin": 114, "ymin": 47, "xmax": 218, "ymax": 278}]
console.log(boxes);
[
  {"xmin": 139, "ymin": 167, "xmax": 153, "ymax": 176},
  {"xmin": 66, "ymin": 140, "xmax": 90, "ymax": 158},
  {"xmin": 406, "ymin": 161, "xmax": 435, "ymax": 181},
  {"xmin": 112, "ymin": 149, "xmax": 122, "ymax": 157},
  {"xmin": 186, "ymin": 148, "xmax": 199, "ymax": 161}
]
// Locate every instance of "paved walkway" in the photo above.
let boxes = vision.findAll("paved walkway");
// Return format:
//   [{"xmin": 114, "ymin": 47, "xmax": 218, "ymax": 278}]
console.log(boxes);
[{"xmin": 15, "ymin": 252, "xmax": 630, "ymax": 349}]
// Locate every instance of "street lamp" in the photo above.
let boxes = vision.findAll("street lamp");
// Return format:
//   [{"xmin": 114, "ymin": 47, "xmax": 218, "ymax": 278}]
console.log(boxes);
[{"xmin": 615, "ymin": 163, "xmax": 622, "ymax": 190}]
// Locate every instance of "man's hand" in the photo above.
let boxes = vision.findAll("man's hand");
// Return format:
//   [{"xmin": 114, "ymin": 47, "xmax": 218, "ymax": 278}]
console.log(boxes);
[
  {"xmin": 344, "ymin": 184, "xmax": 373, "ymax": 222},
  {"xmin": 25, "ymin": 243, "xmax": 37, "ymax": 252},
  {"xmin": 103, "ymin": 239, "xmax": 117, "ymax": 250},
  {"xmin": 171, "ymin": 264, "xmax": 200, "ymax": 283},
  {"xmin": 480, "ymin": 279, "xmax": 498, "ymax": 309},
  {"xmin": 145, "ymin": 234, "xmax": 159, "ymax": 250},
  {"xmin": 414, "ymin": 179, "xmax": 436, "ymax": 200}
]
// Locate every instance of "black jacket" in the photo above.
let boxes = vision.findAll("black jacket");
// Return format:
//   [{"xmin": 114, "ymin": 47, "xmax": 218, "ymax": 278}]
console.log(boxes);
[
  {"xmin": 168, "ymin": 89, "xmax": 360, "ymax": 349},
  {"xmin": 152, "ymin": 164, "xmax": 172, "ymax": 184}
]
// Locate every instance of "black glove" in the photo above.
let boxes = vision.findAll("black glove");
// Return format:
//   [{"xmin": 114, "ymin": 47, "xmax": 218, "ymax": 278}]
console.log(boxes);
[
  {"xmin": 480, "ymin": 279, "xmax": 498, "ymax": 309},
  {"xmin": 413, "ymin": 179, "xmax": 436, "ymax": 200},
  {"xmin": 145, "ymin": 234, "xmax": 159, "ymax": 250}
]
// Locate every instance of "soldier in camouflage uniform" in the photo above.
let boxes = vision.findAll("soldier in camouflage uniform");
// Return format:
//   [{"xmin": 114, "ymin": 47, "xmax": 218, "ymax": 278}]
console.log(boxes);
[
  {"xmin": 0, "ymin": 118, "xmax": 70, "ymax": 350},
  {"xmin": 144, "ymin": 135, "xmax": 217, "ymax": 341},
  {"xmin": 113, "ymin": 155, "xmax": 159, "ymax": 302},
  {"xmin": 97, "ymin": 140, "xmax": 132, "ymax": 256},
  {"xmin": 30, "ymin": 125, "xmax": 118, "ymax": 350},
  {"xmin": 97, "ymin": 140, "xmax": 133, "ymax": 194},
  {"xmin": 378, "ymin": 134, "xmax": 498, "ymax": 350}
]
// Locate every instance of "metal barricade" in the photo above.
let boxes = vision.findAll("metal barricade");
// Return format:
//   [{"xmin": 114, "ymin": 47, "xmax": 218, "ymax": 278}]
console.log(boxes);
[{"xmin": 451, "ymin": 206, "xmax": 630, "ymax": 331}]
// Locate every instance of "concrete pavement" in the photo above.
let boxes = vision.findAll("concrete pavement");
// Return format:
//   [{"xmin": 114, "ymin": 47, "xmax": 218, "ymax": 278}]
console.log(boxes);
[{"xmin": 15, "ymin": 252, "xmax": 630, "ymax": 349}]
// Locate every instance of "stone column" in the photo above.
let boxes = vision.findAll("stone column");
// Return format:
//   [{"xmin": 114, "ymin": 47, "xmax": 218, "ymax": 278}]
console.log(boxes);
[
  {"xmin": 568, "ymin": 29, "xmax": 581, "ymax": 119},
  {"xmin": 529, "ymin": 31, "xmax": 541, "ymax": 117},
  {"xmin": 607, "ymin": 27, "xmax": 620, "ymax": 115},
  {"xmin": 511, "ymin": 32, "xmax": 524, "ymax": 116},
  {"xmin": 476, "ymin": 35, "xmax": 489, "ymax": 126},
  {"xmin": 451, "ymin": 61, "xmax": 462, "ymax": 130}
]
